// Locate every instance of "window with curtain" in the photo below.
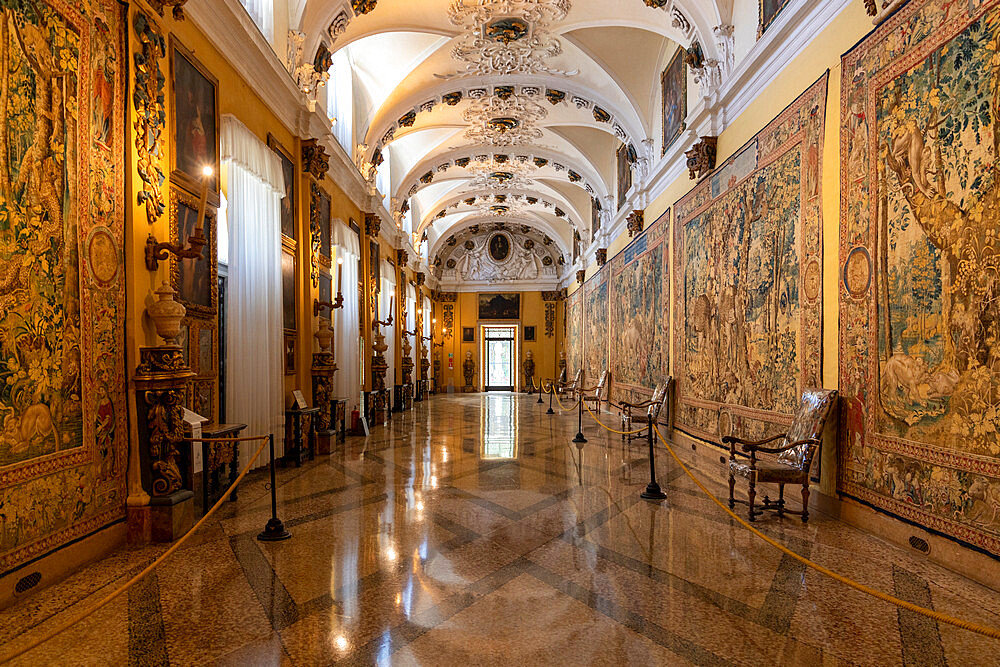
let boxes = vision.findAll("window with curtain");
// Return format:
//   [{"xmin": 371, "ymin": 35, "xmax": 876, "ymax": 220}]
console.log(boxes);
[
  {"xmin": 238, "ymin": 0, "xmax": 273, "ymax": 42},
  {"xmin": 333, "ymin": 223, "xmax": 361, "ymax": 412},
  {"xmin": 406, "ymin": 282, "xmax": 417, "ymax": 382},
  {"xmin": 221, "ymin": 115, "xmax": 285, "ymax": 468},
  {"xmin": 380, "ymin": 261, "xmax": 396, "ymax": 393}
]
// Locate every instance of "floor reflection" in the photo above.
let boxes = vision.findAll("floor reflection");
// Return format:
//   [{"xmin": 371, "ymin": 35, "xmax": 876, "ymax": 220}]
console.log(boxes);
[{"xmin": 480, "ymin": 392, "xmax": 518, "ymax": 459}]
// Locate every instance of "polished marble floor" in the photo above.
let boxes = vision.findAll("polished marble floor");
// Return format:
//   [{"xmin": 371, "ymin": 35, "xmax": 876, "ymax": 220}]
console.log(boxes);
[{"xmin": 2, "ymin": 393, "xmax": 999, "ymax": 665}]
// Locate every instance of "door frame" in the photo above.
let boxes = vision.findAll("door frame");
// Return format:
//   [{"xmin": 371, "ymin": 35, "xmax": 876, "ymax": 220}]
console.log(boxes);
[{"xmin": 480, "ymin": 323, "xmax": 519, "ymax": 392}]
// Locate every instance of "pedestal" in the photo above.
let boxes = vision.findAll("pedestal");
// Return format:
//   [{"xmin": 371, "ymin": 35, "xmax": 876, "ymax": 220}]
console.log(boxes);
[
  {"xmin": 312, "ymin": 352, "xmax": 338, "ymax": 454},
  {"xmin": 131, "ymin": 346, "xmax": 196, "ymax": 543}
]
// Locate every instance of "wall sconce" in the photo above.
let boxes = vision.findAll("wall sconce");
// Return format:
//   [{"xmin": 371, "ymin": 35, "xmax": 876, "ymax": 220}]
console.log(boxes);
[
  {"xmin": 145, "ymin": 166, "xmax": 213, "ymax": 270},
  {"xmin": 314, "ymin": 257, "xmax": 345, "ymax": 316}
]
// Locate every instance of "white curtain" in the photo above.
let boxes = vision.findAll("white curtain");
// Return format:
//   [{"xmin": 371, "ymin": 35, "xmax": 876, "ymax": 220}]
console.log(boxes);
[
  {"xmin": 380, "ymin": 261, "xmax": 396, "ymax": 393},
  {"xmin": 222, "ymin": 115, "xmax": 285, "ymax": 468},
  {"xmin": 239, "ymin": 0, "xmax": 273, "ymax": 41},
  {"xmin": 406, "ymin": 282, "xmax": 417, "ymax": 380},
  {"xmin": 333, "ymin": 222, "xmax": 361, "ymax": 412}
]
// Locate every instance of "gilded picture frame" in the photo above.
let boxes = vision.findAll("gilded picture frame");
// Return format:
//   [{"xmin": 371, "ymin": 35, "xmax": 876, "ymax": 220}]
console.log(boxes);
[
  {"xmin": 661, "ymin": 47, "xmax": 687, "ymax": 156},
  {"xmin": 169, "ymin": 187, "xmax": 218, "ymax": 317},
  {"xmin": 616, "ymin": 143, "xmax": 632, "ymax": 210},
  {"xmin": 268, "ymin": 134, "xmax": 297, "ymax": 242},
  {"xmin": 169, "ymin": 37, "xmax": 220, "ymax": 208},
  {"xmin": 759, "ymin": 0, "xmax": 792, "ymax": 37}
]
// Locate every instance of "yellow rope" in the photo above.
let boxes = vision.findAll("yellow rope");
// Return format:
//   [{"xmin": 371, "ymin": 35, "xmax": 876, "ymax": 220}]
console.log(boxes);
[
  {"xmin": 553, "ymin": 389, "xmax": 581, "ymax": 412},
  {"xmin": 0, "ymin": 436, "xmax": 273, "ymax": 664},
  {"xmin": 640, "ymin": 424, "xmax": 1000, "ymax": 640},
  {"xmin": 583, "ymin": 402, "xmax": 646, "ymax": 435}
]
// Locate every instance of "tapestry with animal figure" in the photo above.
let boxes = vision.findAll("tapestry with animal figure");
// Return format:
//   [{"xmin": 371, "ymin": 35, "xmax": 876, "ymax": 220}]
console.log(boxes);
[
  {"xmin": 0, "ymin": 0, "xmax": 126, "ymax": 571},
  {"xmin": 583, "ymin": 266, "xmax": 608, "ymax": 385},
  {"xmin": 840, "ymin": 0, "xmax": 1000, "ymax": 557},
  {"xmin": 673, "ymin": 73, "xmax": 826, "ymax": 445},
  {"xmin": 610, "ymin": 210, "xmax": 670, "ymax": 406},
  {"xmin": 565, "ymin": 286, "xmax": 583, "ymax": 380}
]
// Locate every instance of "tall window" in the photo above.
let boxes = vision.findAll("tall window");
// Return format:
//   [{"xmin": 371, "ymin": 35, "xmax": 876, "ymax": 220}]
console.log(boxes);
[
  {"xmin": 238, "ymin": 0, "xmax": 273, "ymax": 42},
  {"xmin": 327, "ymin": 50, "xmax": 354, "ymax": 154}
]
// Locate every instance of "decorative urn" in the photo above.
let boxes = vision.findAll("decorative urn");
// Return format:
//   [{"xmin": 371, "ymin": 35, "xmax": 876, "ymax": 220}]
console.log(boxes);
[{"xmin": 147, "ymin": 282, "xmax": 186, "ymax": 344}]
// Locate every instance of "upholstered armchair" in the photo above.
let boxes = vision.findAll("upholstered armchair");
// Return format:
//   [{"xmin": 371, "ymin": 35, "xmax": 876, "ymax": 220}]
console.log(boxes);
[
  {"xmin": 724, "ymin": 388, "xmax": 837, "ymax": 523},
  {"xmin": 580, "ymin": 370, "xmax": 610, "ymax": 412},
  {"xmin": 619, "ymin": 380, "xmax": 671, "ymax": 443}
]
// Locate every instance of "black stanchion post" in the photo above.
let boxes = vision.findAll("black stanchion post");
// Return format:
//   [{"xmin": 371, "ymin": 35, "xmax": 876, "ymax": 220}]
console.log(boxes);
[
  {"xmin": 258, "ymin": 434, "xmax": 292, "ymax": 541},
  {"xmin": 641, "ymin": 417, "xmax": 666, "ymax": 500},
  {"xmin": 547, "ymin": 382, "xmax": 555, "ymax": 415},
  {"xmin": 537, "ymin": 379, "xmax": 544, "ymax": 404},
  {"xmin": 573, "ymin": 392, "xmax": 587, "ymax": 443}
]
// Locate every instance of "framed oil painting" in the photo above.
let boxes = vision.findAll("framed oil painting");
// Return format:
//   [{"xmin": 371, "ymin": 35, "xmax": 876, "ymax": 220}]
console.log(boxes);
[
  {"xmin": 282, "ymin": 249, "xmax": 296, "ymax": 331},
  {"xmin": 369, "ymin": 239, "xmax": 381, "ymax": 296},
  {"xmin": 284, "ymin": 334, "xmax": 296, "ymax": 375},
  {"xmin": 661, "ymin": 48, "xmax": 687, "ymax": 155},
  {"xmin": 524, "ymin": 326, "xmax": 536, "ymax": 341},
  {"xmin": 198, "ymin": 328, "xmax": 213, "ymax": 375},
  {"xmin": 462, "ymin": 327, "xmax": 475, "ymax": 342},
  {"xmin": 171, "ymin": 188, "xmax": 217, "ymax": 315},
  {"xmin": 170, "ymin": 39, "xmax": 219, "ymax": 205},
  {"xmin": 616, "ymin": 143, "xmax": 631, "ymax": 210},
  {"xmin": 318, "ymin": 190, "xmax": 331, "ymax": 261},
  {"xmin": 759, "ymin": 0, "xmax": 791, "ymax": 37},
  {"xmin": 269, "ymin": 134, "xmax": 296, "ymax": 240},
  {"xmin": 479, "ymin": 293, "xmax": 520, "ymax": 320}
]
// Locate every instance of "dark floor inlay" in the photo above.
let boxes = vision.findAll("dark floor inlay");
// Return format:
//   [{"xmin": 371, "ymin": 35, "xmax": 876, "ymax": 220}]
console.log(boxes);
[
  {"xmin": 892, "ymin": 565, "xmax": 946, "ymax": 667},
  {"xmin": 127, "ymin": 571, "xmax": 169, "ymax": 667}
]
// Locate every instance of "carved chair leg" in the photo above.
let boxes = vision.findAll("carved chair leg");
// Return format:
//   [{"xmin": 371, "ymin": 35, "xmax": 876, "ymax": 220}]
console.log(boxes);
[
  {"xmin": 747, "ymin": 476, "xmax": 757, "ymax": 522},
  {"xmin": 777, "ymin": 483, "xmax": 785, "ymax": 517},
  {"xmin": 728, "ymin": 470, "xmax": 736, "ymax": 509},
  {"xmin": 801, "ymin": 483, "xmax": 810, "ymax": 523}
]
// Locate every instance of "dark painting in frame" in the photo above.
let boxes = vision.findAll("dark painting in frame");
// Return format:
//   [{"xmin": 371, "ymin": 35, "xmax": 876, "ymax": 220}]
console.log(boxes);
[
  {"xmin": 268, "ymin": 134, "xmax": 296, "ymax": 240},
  {"xmin": 661, "ymin": 47, "xmax": 687, "ymax": 155},
  {"xmin": 171, "ymin": 188, "xmax": 217, "ymax": 315},
  {"xmin": 281, "ymin": 248, "xmax": 296, "ymax": 331},
  {"xmin": 462, "ymin": 327, "xmax": 474, "ymax": 342},
  {"xmin": 759, "ymin": 0, "xmax": 792, "ymax": 37},
  {"xmin": 170, "ymin": 38, "xmax": 220, "ymax": 206},
  {"xmin": 478, "ymin": 293, "xmax": 520, "ymax": 320},
  {"xmin": 369, "ymin": 239, "xmax": 381, "ymax": 298},
  {"xmin": 524, "ymin": 326, "xmax": 535, "ymax": 342},
  {"xmin": 284, "ymin": 333, "xmax": 296, "ymax": 375},
  {"xmin": 616, "ymin": 143, "xmax": 631, "ymax": 210},
  {"xmin": 319, "ymin": 190, "xmax": 332, "ymax": 260}
]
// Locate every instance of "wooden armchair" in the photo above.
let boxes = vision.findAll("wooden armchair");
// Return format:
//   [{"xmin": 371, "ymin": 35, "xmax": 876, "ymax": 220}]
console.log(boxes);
[
  {"xmin": 580, "ymin": 370, "xmax": 610, "ymax": 412},
  {"xmin": 724, "ymin": 388, "xmax": 837, "ymax": 523},
  {"xmin": 556, "ymin": 369, "xmax": 583, "ymax": 395},
  {"xmin": 619, "ymin": 380, "xmax": 671, "ymax": 443}
]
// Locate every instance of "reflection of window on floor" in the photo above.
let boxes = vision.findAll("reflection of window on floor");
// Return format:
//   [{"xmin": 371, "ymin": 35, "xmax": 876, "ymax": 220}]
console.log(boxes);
[{"xmin": 481, "ymin": 394, "xmax": 518, "ymax": 459}]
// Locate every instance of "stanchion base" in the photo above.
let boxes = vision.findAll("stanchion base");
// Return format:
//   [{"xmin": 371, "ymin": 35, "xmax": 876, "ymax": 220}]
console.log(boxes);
[
  {"xmin": 641, "ymin": 483, "xmax": 667, "ymax": 501},
  {"xmin": 537, "ymin": 396, "xmax": 544, "ymax": 404},
  {"xmin": 546, "ymin": 407, "xmax": 555, "ymax": 415},
  {"xmin": 257, "ymin": 518, "xmax": 291, "ymax": 541},
  {"xmin": 573, "ymin": 432, "xmax": 588, "ymax": 443}
]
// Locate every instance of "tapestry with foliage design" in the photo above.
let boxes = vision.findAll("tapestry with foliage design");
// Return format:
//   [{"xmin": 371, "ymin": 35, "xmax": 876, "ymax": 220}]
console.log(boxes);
[
  {"xmin": 840, "ymin": 0, "xmax": 1000, "ymax": 556},
  {"xmin": 0, "ymin": 0, "xmax": 126, "ymax": 570}
]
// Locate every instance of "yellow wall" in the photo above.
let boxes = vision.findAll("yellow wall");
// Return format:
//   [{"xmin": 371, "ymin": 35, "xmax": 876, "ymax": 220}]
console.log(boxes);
[{"xmin": 432, "ymin": 292, "xmax": 561, "ymax": 392}]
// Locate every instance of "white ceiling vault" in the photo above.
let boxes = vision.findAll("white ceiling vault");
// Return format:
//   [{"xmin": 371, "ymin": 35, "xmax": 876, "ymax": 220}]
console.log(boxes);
[{"xmin": 289, "ymin": 0, "xmax": 741, "ymax": 285}]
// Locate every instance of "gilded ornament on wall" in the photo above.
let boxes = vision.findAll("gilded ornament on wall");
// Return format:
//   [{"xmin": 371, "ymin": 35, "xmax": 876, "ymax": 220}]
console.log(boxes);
[{"xmin": 133, "ymin": 11, "xmax": 167, "ymax": 225}]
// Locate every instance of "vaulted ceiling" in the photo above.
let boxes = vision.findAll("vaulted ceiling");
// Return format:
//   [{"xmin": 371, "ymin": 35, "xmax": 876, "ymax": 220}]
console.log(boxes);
[{"xmin": 292, "ymin": 0, "xmax": 736, "ymax": 277}]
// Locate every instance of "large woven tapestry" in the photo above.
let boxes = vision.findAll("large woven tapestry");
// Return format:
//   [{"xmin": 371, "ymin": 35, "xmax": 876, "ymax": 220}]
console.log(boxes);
[
  {"xmin": 840, "ymin": 0, "xmax": 1000, "ymax": 556},
  {"xmin": 583, "ymin": 266, "xmax": 608, "ymax": 384},
  {"xmin": 0, "ymin": 0, "xmax": 127, "ymax": 570},
  {"xmin": 610, "ymin": 210, "xmax": 670, "ymax": 405},
  {"xmin": 565, "ymin": 287, "xmax": 583, "ymax": 378},
  {"xmin": 674, "ymin": 74, "xmax": 826, "ymax": 444}
]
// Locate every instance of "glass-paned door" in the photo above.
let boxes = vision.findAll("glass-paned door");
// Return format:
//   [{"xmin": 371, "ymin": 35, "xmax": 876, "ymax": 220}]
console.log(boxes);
[{"xmin": 484, "ymin": 326, "xmax": 516, "ymax": 391}]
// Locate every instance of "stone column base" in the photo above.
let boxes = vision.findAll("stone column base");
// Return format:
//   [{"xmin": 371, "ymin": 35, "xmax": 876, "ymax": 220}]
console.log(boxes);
[{"xmin": 127, "ymin": 490, "xmax": 194, "ymax": 543}]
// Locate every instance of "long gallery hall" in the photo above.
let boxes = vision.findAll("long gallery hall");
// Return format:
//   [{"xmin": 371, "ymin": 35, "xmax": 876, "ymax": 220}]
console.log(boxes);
[{"xmin": 1, "ymin": 0, "xmax": 1000, "ymax": 664}]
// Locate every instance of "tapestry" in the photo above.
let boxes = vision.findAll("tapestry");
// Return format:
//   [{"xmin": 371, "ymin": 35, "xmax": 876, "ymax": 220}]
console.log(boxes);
[
  {"xmin": 583, "ymin": 267, "xmax": 608, "ymax": 384},
  {"xmin": 661, "ymin": 48, "xmax": 686, "ymax": 155},
  {"xmin": 610, "ymin": 210, "xmax": 670, "ymax": 405},
  {"xmin": 565, "ymin": 287, "xmax": 583, "ymax": 378},
  {"xmin": 673, "ymin": 73, "xmax": 826, "ymax": 445},
  {"xmin": 840, "ymin": 0, "xmax": 1000, "ymax": 556},
  {"xmin": 0, "ymin": 0, "xmax": 126, "ymax": 570}
]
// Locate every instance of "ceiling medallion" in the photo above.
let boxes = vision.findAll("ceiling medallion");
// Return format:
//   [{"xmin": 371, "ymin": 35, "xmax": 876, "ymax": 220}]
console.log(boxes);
[
  {"xmin": 490, "ymin": 171, "xmax": 515, "ymax": 182},
  {"xmin": 437, "ymin": 0, "xmax": 576, "ymax": 79},
  {"xmin": 463, "ymin": 94, "xmax": 547, "ymax": 146},
  {"xmin": 465, "ymin": 157, "xmax": 536, "ymax": 190}
]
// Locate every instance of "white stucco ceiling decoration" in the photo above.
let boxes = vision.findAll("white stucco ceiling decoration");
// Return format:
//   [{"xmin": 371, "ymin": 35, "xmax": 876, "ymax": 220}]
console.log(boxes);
[
  {"xmin": 463, "ymin": 156, "xmax": 537, "ymax": 191},
  {"xmin": 461, "ymin": 93, "xmax": 548, "ymax": 146},
  {"xmin": 434, "ymin": 225, "xmax": 562, "ymax": 285},
  {"xmin": 437, "ymin": 0, "xmax": 576, "ymax": 79}
]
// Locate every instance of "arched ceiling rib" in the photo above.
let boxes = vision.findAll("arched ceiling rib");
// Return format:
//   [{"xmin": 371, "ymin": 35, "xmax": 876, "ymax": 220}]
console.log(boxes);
[{"xmin": 294, "ymin": 0, "xmax": 732, "ymax": 262}]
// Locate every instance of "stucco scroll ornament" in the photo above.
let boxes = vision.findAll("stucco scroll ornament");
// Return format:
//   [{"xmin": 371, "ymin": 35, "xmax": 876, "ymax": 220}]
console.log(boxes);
[
  {"xmin": 463, "ymin": 94, "xmax": 548, "ymax": 146},
  {"xmin": 437, "ymin": 0, "xmax": 576, "ymax": 79},
  {"xmin": 132, "ymin": 11, "xmax": 167, "ymax": 225}
]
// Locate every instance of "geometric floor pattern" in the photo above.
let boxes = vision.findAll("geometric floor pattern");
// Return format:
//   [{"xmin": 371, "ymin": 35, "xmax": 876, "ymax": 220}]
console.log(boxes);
[{"xmin": 2, "ymin": 393, "xmax": 999, "ymax": 665}]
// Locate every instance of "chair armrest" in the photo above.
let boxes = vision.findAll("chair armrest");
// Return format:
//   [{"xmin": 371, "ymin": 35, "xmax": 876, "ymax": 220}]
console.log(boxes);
[
  {"xmin": 620, "ymin": 399, "xmax": 655, "ymax": 410},
  {"xmin": 752, "ymin": 438, "xmax": 820, "ymax": 454},
  {"xmin": 721, "ymin": 433, "xmax": 785, "ymax": 448}
]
